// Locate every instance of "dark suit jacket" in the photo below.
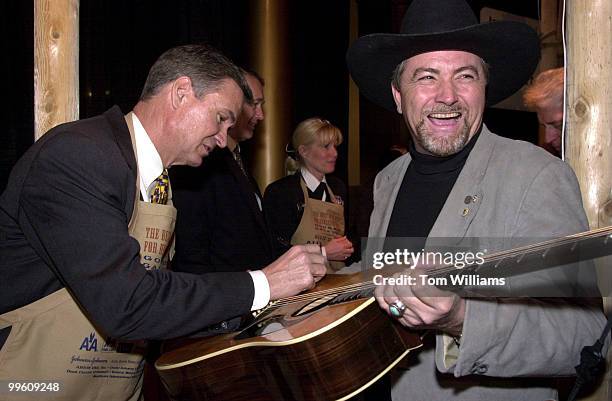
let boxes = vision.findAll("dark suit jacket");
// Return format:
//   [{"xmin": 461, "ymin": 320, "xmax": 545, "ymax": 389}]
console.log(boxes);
[
  {"xmin": 0, "ymin": 106, "xmax": 254, "ymax": 346},
  {"xmin": 171, "ymin": 147, "xmax": 275, "ymax": 273},
  {"xmin": 263, "ymin": 172, "xmax": 348, "ymax": 258}
]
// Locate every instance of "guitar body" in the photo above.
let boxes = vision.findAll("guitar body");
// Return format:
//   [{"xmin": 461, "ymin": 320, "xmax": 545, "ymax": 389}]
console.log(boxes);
[{"xmin": 155, "ymin": 274, "xmax": 422, "ymax": 401}]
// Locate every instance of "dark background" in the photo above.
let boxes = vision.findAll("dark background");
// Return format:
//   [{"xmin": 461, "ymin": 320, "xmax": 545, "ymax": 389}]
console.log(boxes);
[{"xmin": 2, "ymin": 0, "xmax": 540, "ymax": 194}]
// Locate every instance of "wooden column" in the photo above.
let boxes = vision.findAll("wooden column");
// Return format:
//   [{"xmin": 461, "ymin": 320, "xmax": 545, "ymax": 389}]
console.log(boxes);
[
  {"xmin": 250, "ymin": 0, "xmax": 291, "ymax": 188},
  {"xmin": 565, "ymin": 1, "xmax": 612, "ymax": 400},
  {"xmin": 34, "ymin": 0, "xmax": 79, "ymax": 139}
]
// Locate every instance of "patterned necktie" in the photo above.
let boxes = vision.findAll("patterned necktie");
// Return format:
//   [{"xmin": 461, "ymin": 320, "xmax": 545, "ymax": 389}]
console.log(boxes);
[
  {"xmin": 150, "ymin": 169, "xmax": 170, "ymax": 205},
  {"xmin": 233, "ymin": 146, "xmax": 247, "ymax": 176}
]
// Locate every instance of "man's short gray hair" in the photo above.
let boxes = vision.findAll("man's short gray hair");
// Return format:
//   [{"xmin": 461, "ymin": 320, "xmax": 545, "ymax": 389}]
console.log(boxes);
[{"xmin": 140, "ymin": 44, "xmax": 252, "ymax": 103}]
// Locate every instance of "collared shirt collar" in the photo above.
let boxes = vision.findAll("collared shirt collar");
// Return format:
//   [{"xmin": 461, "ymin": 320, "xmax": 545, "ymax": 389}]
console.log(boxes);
[
  {"xmin": 132, "ymin": 113, "xmax": 164, "ymax": 202},
  {"xmin": 300, "ymin": 167, "xmax": 327, "ymax": 198}
]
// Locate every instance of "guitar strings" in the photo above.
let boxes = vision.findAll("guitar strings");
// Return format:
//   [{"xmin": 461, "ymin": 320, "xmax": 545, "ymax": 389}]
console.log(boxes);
[
  {"xmin": 267, "ymin": 227, "xmax": 612, "ymax": 310},
  {"xmin": 271, "ymin": 227, "xmax": 612, "ymax": 308}
]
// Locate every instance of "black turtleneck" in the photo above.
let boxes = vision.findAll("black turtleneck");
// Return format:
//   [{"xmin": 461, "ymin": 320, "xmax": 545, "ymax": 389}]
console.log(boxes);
[{"xmin": 385, "ymin": 130, "xmax": 480, "ymax": 240}]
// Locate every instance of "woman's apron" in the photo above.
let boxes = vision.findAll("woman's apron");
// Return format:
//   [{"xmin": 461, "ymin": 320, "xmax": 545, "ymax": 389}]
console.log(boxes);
[
  {"xmin": 0, "ymin": 113, "xmax": 176, "ymax": 401},
  {"xmin": 290, "ymin": 179, "xmax": 345, "ymax": 272}
]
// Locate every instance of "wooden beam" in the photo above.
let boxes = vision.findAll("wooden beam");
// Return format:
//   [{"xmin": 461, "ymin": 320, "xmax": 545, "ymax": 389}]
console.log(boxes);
[
  {"xmin": 565, "ymin": 1, "xmax": 612, "ymax": 399},
  {"xmin": 34, "ymin": 0, "xmax": 79, "ymax": 140}
]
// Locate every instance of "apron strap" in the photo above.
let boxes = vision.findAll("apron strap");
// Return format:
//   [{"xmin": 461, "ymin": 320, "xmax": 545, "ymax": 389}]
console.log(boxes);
[
  {"xmin": 324, "ymin": 182, "xmax": 339, "ymax": 204},
  {"xmin": 124, "ymin": 113, "xmax": 141, "ymax": 229},
  {"xmin": 298, "ymin": 178, "xmax": 311, "ymax": 206}
]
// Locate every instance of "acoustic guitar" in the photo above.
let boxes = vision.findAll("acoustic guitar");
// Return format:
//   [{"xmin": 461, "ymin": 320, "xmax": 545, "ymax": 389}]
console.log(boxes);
[{"xmin": 155, "ymin": 226, "xmax": 612, "ymax": 401}]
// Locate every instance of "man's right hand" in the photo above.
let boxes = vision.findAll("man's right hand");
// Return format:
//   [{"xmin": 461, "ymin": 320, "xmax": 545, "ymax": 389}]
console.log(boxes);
[{"xmin": 262, "ymin": 245, "xmax": 327, "ymax": 300}]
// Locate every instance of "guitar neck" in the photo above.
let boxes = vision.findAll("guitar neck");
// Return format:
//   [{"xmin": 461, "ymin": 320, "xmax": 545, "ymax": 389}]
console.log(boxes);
[
  {"xmin": 260, "ymin": 226, "xmax": 612, "ymax": 315},
  {"xmin": 429, "ymin": 225, "xmax": 612, "ymax": 280}
]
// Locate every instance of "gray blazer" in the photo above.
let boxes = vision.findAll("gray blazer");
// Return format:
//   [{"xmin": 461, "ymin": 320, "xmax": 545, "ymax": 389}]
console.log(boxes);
[{"xmin": 367, "ymin": 126, "xmax": 607, "ymax": 401}]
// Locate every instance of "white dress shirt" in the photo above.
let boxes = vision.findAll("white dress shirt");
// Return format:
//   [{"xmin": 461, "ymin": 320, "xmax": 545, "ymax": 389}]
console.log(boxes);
[
  {"xmin": 131, "ymin": 113, "xmax": 270, "ymax": 310},
  {"xmin": 300, "ymin": 167, "xmax": 328, "ymax": 201}
]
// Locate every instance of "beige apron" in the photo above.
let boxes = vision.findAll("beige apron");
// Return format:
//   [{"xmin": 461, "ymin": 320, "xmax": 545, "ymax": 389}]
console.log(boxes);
[
  {"xmin": 128, "ymin": 193, "xmax": 176, "ymax": 271},
  {"xmin": 0, "ymin": 114, "xmax": 176, "ymax": 401},
  {"xmin": 291, "ymin": 179, "xmax": 345, "ymax": 272},
  {"xmin": 125, "ymin": 112, "xmax": 176, "ymax": 271}
]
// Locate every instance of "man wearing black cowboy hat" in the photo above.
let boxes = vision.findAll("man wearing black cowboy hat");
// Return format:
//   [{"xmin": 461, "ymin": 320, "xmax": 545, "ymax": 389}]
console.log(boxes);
[{"xmin": 347, "ymin": 0, "xmax": 607, "ymax": 400}]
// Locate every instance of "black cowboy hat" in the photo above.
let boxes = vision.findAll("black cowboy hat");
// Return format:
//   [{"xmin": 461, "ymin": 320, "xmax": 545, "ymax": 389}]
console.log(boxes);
[{"xmin": 346, "ymin": 0, "xmax": 540, "ymax": 111}]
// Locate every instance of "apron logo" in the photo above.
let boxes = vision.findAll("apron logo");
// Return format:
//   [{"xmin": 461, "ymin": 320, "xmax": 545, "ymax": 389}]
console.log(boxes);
[{"xmin": 79, "ymin": 332, "xmax": 98, "ymax": 352}]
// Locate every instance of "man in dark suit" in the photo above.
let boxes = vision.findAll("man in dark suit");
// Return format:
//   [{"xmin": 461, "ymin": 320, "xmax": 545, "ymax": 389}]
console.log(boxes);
[
  {"xmin": 172, "ymin": 70, "xmax": 274, "ymax": 273},
  {"xmin": 0, "ymin": 45, "xmax": 325, "ymax": 401}
]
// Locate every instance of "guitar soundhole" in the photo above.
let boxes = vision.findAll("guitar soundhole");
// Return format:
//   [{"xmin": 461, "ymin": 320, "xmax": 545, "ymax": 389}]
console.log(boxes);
[
  {"xmin": 234, "ymin": 296, "xmax": 340, "ymax": 340},
  {"xmin": 234, "ymin": 291, "xmax": 366, "ymax": 340}
]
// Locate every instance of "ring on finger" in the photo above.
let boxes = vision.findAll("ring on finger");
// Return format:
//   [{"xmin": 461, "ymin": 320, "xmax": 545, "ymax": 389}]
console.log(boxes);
[{"xmin": 389, "ymin": 300, "xmax": 407, "ymax": 318}]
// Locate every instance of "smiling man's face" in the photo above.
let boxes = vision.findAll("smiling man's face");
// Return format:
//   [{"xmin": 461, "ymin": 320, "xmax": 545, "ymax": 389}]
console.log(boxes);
[{"xmin": 392, "ymin": 50, "xmax": 486, "ymax": 156}]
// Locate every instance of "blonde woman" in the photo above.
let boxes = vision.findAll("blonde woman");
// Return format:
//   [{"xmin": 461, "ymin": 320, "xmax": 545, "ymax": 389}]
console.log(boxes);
[{"xmin": 264, "ymin": 118, "xmax": 354, "ymax": 269}]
